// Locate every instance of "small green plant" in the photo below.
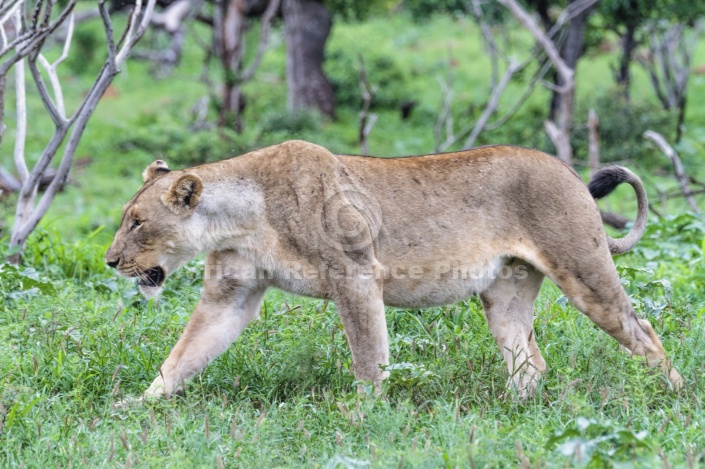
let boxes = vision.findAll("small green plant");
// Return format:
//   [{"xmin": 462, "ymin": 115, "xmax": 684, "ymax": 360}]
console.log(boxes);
[
  {"xmin": 0, "ymin": 262, "xmax": 56, "ymax": 303},
  {"xmin": 548, "ymin": 417, "xmax": 656, "ymax": 466}
]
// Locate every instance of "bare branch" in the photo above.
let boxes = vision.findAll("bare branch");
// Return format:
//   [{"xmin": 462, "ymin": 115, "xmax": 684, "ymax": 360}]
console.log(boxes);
[
  {"xmin": 27, "ymin": 59, "xmax": 63, "ymax": 124},
  {"xmin": 434, "ymin": 2, "xmax": 530, "ymax": 153},
  {"xmin": 0, "ymin": 0, "xmax": 22, "ymax": 26},
  {"xmin": 643, "ymin": 130, "xmax": 700, "ymax": 214},
  {"xmin": 358, "ymin": 55, "xmax": 378, "ymax": 156},
  {"xmin": 13, "ymin": 56, "xmax": 28, "ymax": 183},
  {"xmin": 547, "ymin": 0, "xmax": 599, "ymax": 38},
  {"xmin": 240, "ymin": 0, "xmax": 280, "ymax": 82},
  {"xmin": 0, "ymin": 0, "xmax": 77, "ymax": 75},
  {"xmin": 116, "ymin": 0, "xmax": 156, "ymax": 66},
  {"xmin": 151, "ymin": 0, "xmax": 194, "ymax": 32},
  {"xmin": 499, "ymin": 0, "xmax": 573, "ymax": 82},
  {"xmin": 25, "ymin": 13, "xmax": 74, "ymax": 124},
  {"xmin": 470, "ymin": 0, "xmax": 499, "ymax": 86},
  {"xmin": 485, "ymin": 57, "xmax": 551, "ymax": 131},
  {"xmin": 7, "ymin": 0, "xmax": 156, "ymax": 261},
  {"xmin": 99, "ymin": 0, "xmax": 117, "ymax": 69},
  {"xmin": 216, "ymin": 0, "xmax": 281, "ymax": 131},
  {"xmin": 462, "ymin": 59, "xmax": 520, "ymax": 150},
  {"xmin": 639, "ymin": 20, "xmax": 703, "ymax": 110},
  {"xmin": 132, "ymin": 0, "xmax": 204, "ymax": 73},
  {"xmin": 499, "ymin": 0, "xmax": 575, "ymax": 164},
  {"xmin": 434, "ymin": 73, "xmax": 454, "ymax": 153}
]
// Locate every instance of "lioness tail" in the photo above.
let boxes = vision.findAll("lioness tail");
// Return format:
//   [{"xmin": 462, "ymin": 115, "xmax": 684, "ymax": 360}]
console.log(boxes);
[{"xmin": 588, "ymin": 166, "xmax": 648, "ymax": 255}]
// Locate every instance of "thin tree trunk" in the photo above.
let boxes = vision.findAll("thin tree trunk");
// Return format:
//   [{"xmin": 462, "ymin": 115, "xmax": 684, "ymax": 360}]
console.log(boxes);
[
  {"xmin": 549, "ymin": 0, "xmax": 594, "ymax": 121},
  {"xmin": 616, "ymin": 22, "xmax": 637, "ymax": 100},
  {"xmin": 218, "ymin": 0, "xmax": 245, "ymax": 131},
  {"xmin": 282, "ymin": 0, "xmax": 334, "ymax": 117},
  {"xmin": 588, "ymin": 108, "xmax": 599, "ymax": 177},
  {"xmin": 676, "ymin": 94, "xmax": 686, "ymax": 143}
]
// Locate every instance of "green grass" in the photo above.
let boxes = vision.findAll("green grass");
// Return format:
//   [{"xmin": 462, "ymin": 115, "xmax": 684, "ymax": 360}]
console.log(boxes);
[
  {"xmin": 1, "ymin": 10, "xmax": 705, "ymax": 468},
  {"xmin": 1, "ymin": 214, "xmax": 705, "ymax": 467}
]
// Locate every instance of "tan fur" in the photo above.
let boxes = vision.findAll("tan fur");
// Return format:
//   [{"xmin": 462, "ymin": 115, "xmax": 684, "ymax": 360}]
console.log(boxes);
[{"xmin": 106, "ymin": 140, "xmax": 683, "ymax": 400}]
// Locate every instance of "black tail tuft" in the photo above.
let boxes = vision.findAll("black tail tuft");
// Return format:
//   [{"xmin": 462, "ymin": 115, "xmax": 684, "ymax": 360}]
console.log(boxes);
[{"xmin": 588, "ymin": 166, "xmax": 630, "ymax": 199}]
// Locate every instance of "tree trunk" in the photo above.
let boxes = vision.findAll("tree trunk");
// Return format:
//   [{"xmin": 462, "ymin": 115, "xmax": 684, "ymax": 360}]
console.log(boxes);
[
  {"xmin": 526, "ymin": 0, "xmax": 552, "ymax": 32},
  {"xmin": 616, "ymin": 22, "xmax": 637, "ymax": 100},
  {"xmin": 217, "ymin": 0, "xmax": 246, "ymax": 131},
  {"xmin": 282, "ymin": 0, "xmax": 334, "ymax": 118},
  {"xmin": 549, "ymin": 0, "xmax": 594, "ymax": 121}
]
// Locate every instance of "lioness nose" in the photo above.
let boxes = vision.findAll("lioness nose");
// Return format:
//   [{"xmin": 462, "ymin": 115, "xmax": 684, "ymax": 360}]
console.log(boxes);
[{"xmin": 106, "ymin": 257, "xmax": 119, "ymax": 269}]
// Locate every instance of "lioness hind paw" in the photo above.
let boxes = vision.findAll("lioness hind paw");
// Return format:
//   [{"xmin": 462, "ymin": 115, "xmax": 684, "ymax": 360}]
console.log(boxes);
[{"xmin": 668, "ymin": 368, "xmax": 684, "ymax": 391}]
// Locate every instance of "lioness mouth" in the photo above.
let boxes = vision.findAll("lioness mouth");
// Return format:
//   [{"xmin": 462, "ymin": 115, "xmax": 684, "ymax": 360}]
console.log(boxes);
[{"xmin": 139, "ymin": 267, "xmax": 165, "ymax": 287}]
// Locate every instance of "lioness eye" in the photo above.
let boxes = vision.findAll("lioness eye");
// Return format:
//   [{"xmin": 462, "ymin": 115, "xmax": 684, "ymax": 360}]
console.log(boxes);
[{"xmin": 131, "ymin": 219, "xmax": 142, "ymax": 230}]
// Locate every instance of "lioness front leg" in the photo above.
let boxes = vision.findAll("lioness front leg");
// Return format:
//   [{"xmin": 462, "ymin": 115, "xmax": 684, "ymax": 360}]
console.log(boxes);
[
  {"xmin": 143, "ymin": 274, "xmax": 266, "ymax": 399},
  {"xmin": 334, "ymin": 274, "xmax": 389, "ymax": 390}
]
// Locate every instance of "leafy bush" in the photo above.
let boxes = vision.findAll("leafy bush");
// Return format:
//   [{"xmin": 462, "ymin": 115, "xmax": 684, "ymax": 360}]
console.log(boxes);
[
  {"xmin": 572, "ymin": 91, "xmax": 676, "ymax": 166},
  {"xmin": 326, "ymin": 47, "xmax": 409, "ymax": 111},
  {"xmin": 548, "ymin": 417, "xmax": 656, "ymax": 466},
  {"xmin": 400, "ymin": 0, "xmax": 506, "ymax": 23},
  {"xmin": 260, "ymin": 110, "xmax": 321, "ymax": 135},
  {"xmin": 20, "ymin": 226, "xmax": 109, "ymax": 282},
  {"xmin": 478, "ymin": 101, "xmax": 548, "ymax": 151},
  {"xmin": 65, "ymin": 23, "xmax": 103, "ymax": 75},
  {"xmin": 108, "ymin": 111, "xmax": 250, "ymax": 167}
]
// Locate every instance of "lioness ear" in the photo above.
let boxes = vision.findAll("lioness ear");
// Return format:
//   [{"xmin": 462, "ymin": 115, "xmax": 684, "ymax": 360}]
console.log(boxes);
[
  {"xmin": 161, "ymin": 173, "xmax": 203, "ymax": 215},
  {"xmin": 142, "ymin": 160, "xmax": 171, "ymax": 183}
]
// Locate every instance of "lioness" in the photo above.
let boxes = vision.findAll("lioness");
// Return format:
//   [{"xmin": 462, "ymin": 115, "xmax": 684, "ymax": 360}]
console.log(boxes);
[{"xmin": 106, "ymin": 140, "xmax": 683, "ymax": 400}]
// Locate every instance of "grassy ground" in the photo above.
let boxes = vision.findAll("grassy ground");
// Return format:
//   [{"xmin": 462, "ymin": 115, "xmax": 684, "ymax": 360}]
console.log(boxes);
[{"xmin": 1, "ymin": 11, "xmax": 705, "ymax": 468}]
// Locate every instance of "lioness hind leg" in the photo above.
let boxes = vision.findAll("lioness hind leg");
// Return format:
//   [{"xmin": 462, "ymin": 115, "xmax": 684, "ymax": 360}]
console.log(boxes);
[
  {"xmin": 480, "ymin": 259, "xmax": 546, "ymax": 400},
  {"xmin": 333, "ymin": 269, "xmax": 389, "ymax": 391},
  {"xmin": 550, "ymin": 256, "xmax": 684, "ymax": 390}
]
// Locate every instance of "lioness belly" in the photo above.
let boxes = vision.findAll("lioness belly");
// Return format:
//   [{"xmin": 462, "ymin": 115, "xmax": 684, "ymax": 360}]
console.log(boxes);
[{"xmin": 381, "ymin": 257, "xmax": 503, "ymax": 308}]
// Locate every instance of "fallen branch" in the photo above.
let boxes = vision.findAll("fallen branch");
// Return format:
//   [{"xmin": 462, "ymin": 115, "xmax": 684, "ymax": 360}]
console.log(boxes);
[
  {"xmin": 643, "ymin": 130, "xmax": 700, "ymax": 214},
  {"xmin": 0, "ymin": 166, "xmax": 21, "ymax": 192},
  {"xmin": 600, "ymin": 210, "xmax": 629, "ymax": 230}
]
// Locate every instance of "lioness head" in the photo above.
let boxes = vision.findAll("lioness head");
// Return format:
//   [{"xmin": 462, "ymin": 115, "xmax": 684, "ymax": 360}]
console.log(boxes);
[{"xmin": 105, "ymin": 160, "xmax": 203, "ymax": 298}]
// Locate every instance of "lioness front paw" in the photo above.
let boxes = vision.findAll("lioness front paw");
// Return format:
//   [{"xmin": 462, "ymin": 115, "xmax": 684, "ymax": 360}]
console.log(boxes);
[
  {"xmin": 142, "ymin": 376, "xmax": 184, "ymax": 400},
  {"xmin": 143, "ymin": 379, "xmax": 168, "ymax": 399}
]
